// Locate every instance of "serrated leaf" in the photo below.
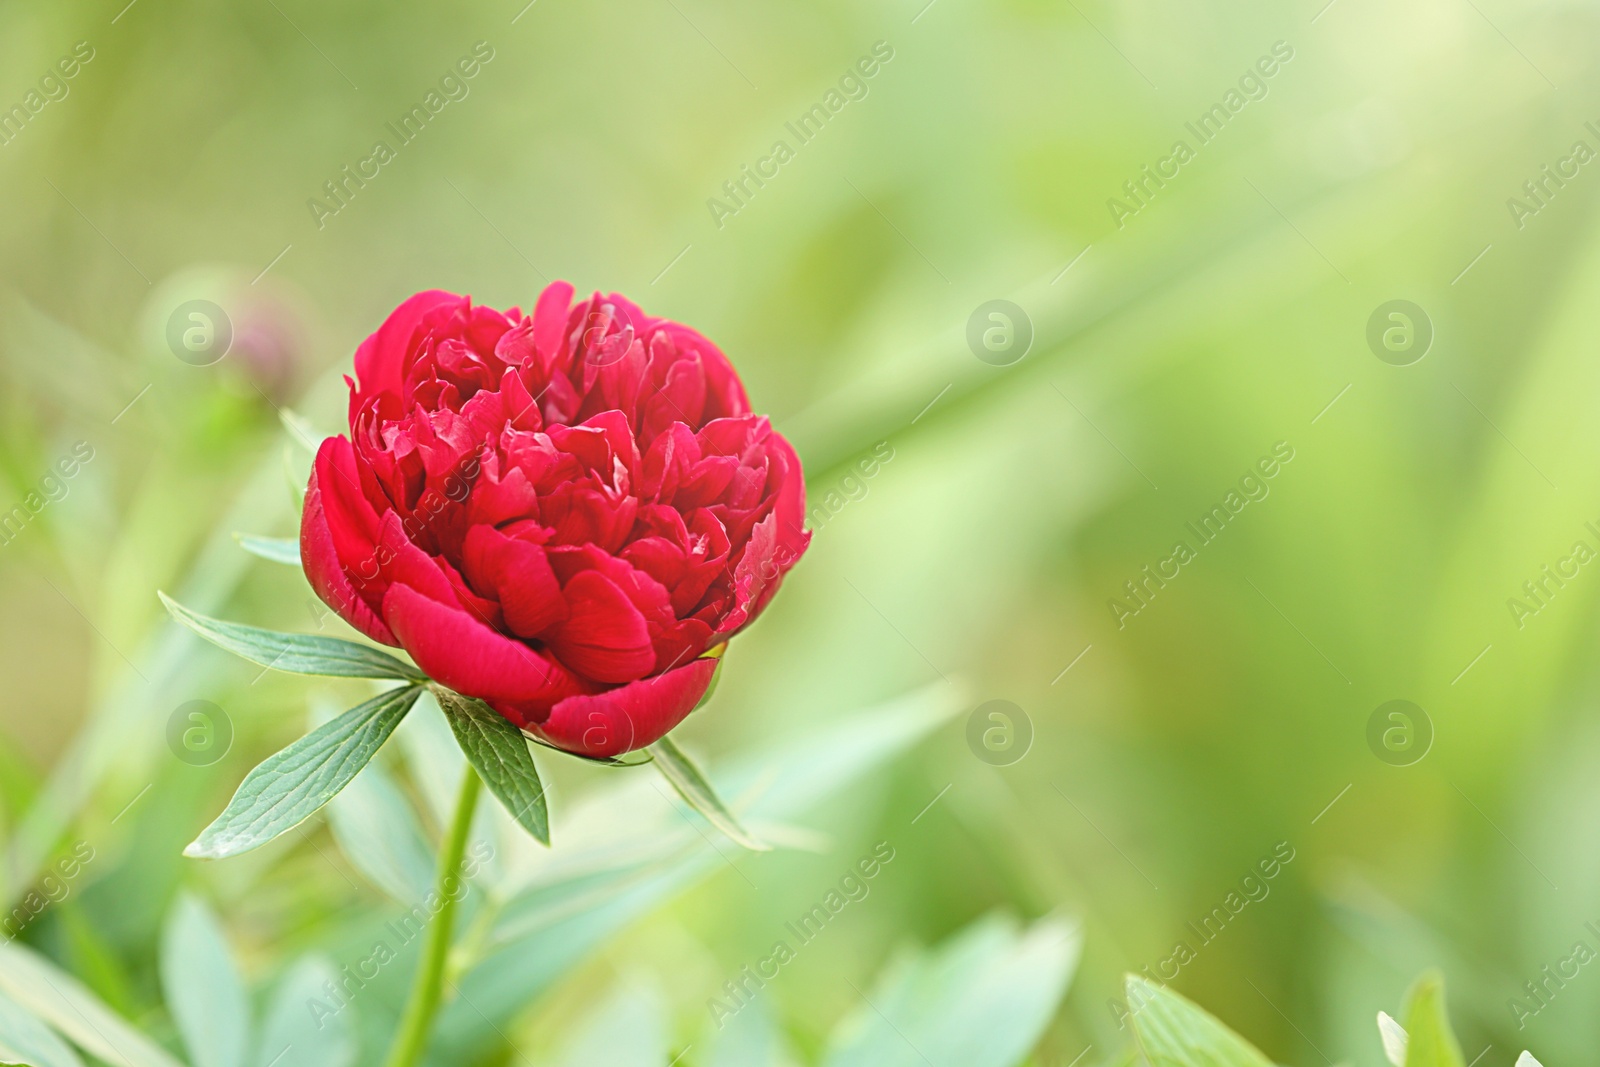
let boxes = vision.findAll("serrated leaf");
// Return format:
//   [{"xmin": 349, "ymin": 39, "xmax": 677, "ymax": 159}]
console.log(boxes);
[
  {"xmin": 0, "ymin": 989, "xmax": 83, "ymax": 1067},
  {"xmin": 1126, "ymin": 976, "xmax": 1277, "ymax": 1067},
  {"xmin": 648, "ymin": 734, "xmax": 768, "ymax": 851},
  {"xmin": 0, "ymin": 940, "xmax": 184, "ymax": 1067},
  {"xmin": 186, "ymin": 686, "xmax": 421, "ymax": 859},
  {"xmin": 160, "ymin": 592, "xmax": 425, "ymax": 680},
  {"xmin": 235, "ymin": 534, "xmax": 301, "ymax": 566},
  {"xmin": 160, "ymin": 893, "xmax": 249, "ymax": 1067},
  {"xmin": 1401, "ymin": 972, "xmax": 1465, "ymax": 1067},
  {"xmin": 256, "ymin": 957, "xmax": 355, "ymax": 1067},
  {"xmin": 436, "ymin": 687, "xmax": 549, "ymax": 845}
]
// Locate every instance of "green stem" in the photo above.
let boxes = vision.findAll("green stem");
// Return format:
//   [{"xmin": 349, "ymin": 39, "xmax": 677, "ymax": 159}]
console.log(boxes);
[{"xmin": 382, "ymin": 765, "xmax": 482, "ymax": 1067}]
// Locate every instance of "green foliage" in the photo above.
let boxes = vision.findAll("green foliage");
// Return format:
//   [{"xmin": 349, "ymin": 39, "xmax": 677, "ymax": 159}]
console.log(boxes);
[
  {"xmin": 185, "ymin": 685, "xmax": 421, "ymax": 859},
  {"xmin": 233, "ymin": 533, "xmax": 301, "ymax": 566},
  {"xmin": 159, "ymin": 893, "xmax": 250, "ymax": 1067},
  {"xmin": 5, "ymin": 1, "xmax": 1597, "ymax": 1056},
  {"xmin": 435, "ymin": 686, "xmax": 550, "ymax": 845},
  {"xmin": 0, "ymin": 940, "xmax": 182, "ymax": 1067},
  {"xmin": 255, "ymin": 957, "xmax": 356, "ymax": 1067},
  {"xmin": 327, "ymin": 754, "xmax": 436, "ymax": 903},
  {"xmin": 648, "ymin": 733, "xmax": 769, "ymax": 851},
  {"xmin": 821, "ymin": 915, "xmax": 1081, "ymax": 1067},
  {"xmin": 1400, "ymin": 972, "xmax": 1466, "ymax": 1067},
  {"xmin": 1124, "ymin": 978, "xmax": 1276, "ymax": 1067},
  {"xmin": 1109, "ymin": 970, "xmax": 1548, "ymax": 1067},
  {"xmin": 160, "ymin": 592, "xmax": 425, "ymax": 681},
  {"xmin": 0, "ymin": 988, "xmax": 83, "ymax": 1067}
]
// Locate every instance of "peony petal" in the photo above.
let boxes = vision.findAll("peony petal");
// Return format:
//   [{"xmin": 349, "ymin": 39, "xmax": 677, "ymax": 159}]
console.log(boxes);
[
  {"xmin": 663, "ymin": 324, "xmax": 749, "ymax": 419},
  {"xmin": 462, "ymin": 525, "xmax": 567, "ymax": 638},
  {"xmin": 354, "ymin": 290, "xmax": 465, "ymax": 400},
  {"xmin": 531, "ymin": 280, "xmax": 577, "ymax": 372},
  {"xmin": 311, "ymin": 437, "xmax": 385, "ymax": 583},
  {"xmin": 546, "ymin": 570, "xmax": 655, "ymax": 683},
  {"xmin": 533, "ymin": 654, "xmax": 720, "ymax": 757},
  {"xmin": 382, "ymin": 583, "xmax": 582, "ymax": 710},
  {"xmin": 301, "ymin": 464, "xmax": 397, "ymax": 644},
  {"xmin": 765, "ymin": 431, "xmax": 810, "ymax": 558},
  {"xmin": 370, "ymin": 512, "xmax": 453, "ymax": 603}
]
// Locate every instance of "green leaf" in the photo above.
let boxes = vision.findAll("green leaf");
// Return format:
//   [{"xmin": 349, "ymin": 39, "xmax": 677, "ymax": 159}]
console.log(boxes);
[
  {"xmin": 159, "ymin": 591, "xmax": 425, "ymax": 681},
  {"xmin": 437, "ymin": 683, "xmax": 966, "ymax": 1060},
  {"xmin": 1401, "ymin": 972, "xmax": 1465, "ymax": 1067},
  {"xmin": 235, "ymin": 533, "xmax": 301, "ymax": 566},
  {"xmin": 159, "ymin": 893, "xmax": 250, "ymax": 1067},
  {"xmin": 0, "ymin": 989, "xmax": 83, "ymax": 1067},
  {"xmin": 648, "ymin": 734, "xmax": 768, "ymax": 851},
  {"xmin": 0, "ymin": 940, "xmax": 184, "ymax": 1067},
  {"xmin": 822, "ymin": 914, "xmax": 1081, "ymax": 1067},
  {"xmin": 1126, "ymin": 976, "xmax": 1277, "ymax": 1067},
  {"xmin": 1377, "ymin": 1011, "xmax": 1407, "ymax": 1066},
  {"xmin": 256, "ymin": 957, "xmax": 355, "ymax": 1067},
  {"xmin": 186, "ymin": 685, "xmax": 421, "ymax": 859},
  {"xmin": 328, "ymin": 756, "xmax": 435, "ymax": 903},
  {"xmin": 436, "ymin": 687, "xmax": 550, "ymax": 845}
]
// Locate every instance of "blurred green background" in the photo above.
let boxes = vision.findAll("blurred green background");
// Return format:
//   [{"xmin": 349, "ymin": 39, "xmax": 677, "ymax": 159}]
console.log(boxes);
[{"xmin": 3, "ymin": 0, "xmax": 1600, "ymax": 1063}]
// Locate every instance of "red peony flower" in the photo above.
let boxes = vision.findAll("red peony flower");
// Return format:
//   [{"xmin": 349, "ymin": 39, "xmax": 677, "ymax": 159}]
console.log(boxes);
[{"xmin": 301, "ymin": 284, "xmax": 809, "ymax": 757}]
